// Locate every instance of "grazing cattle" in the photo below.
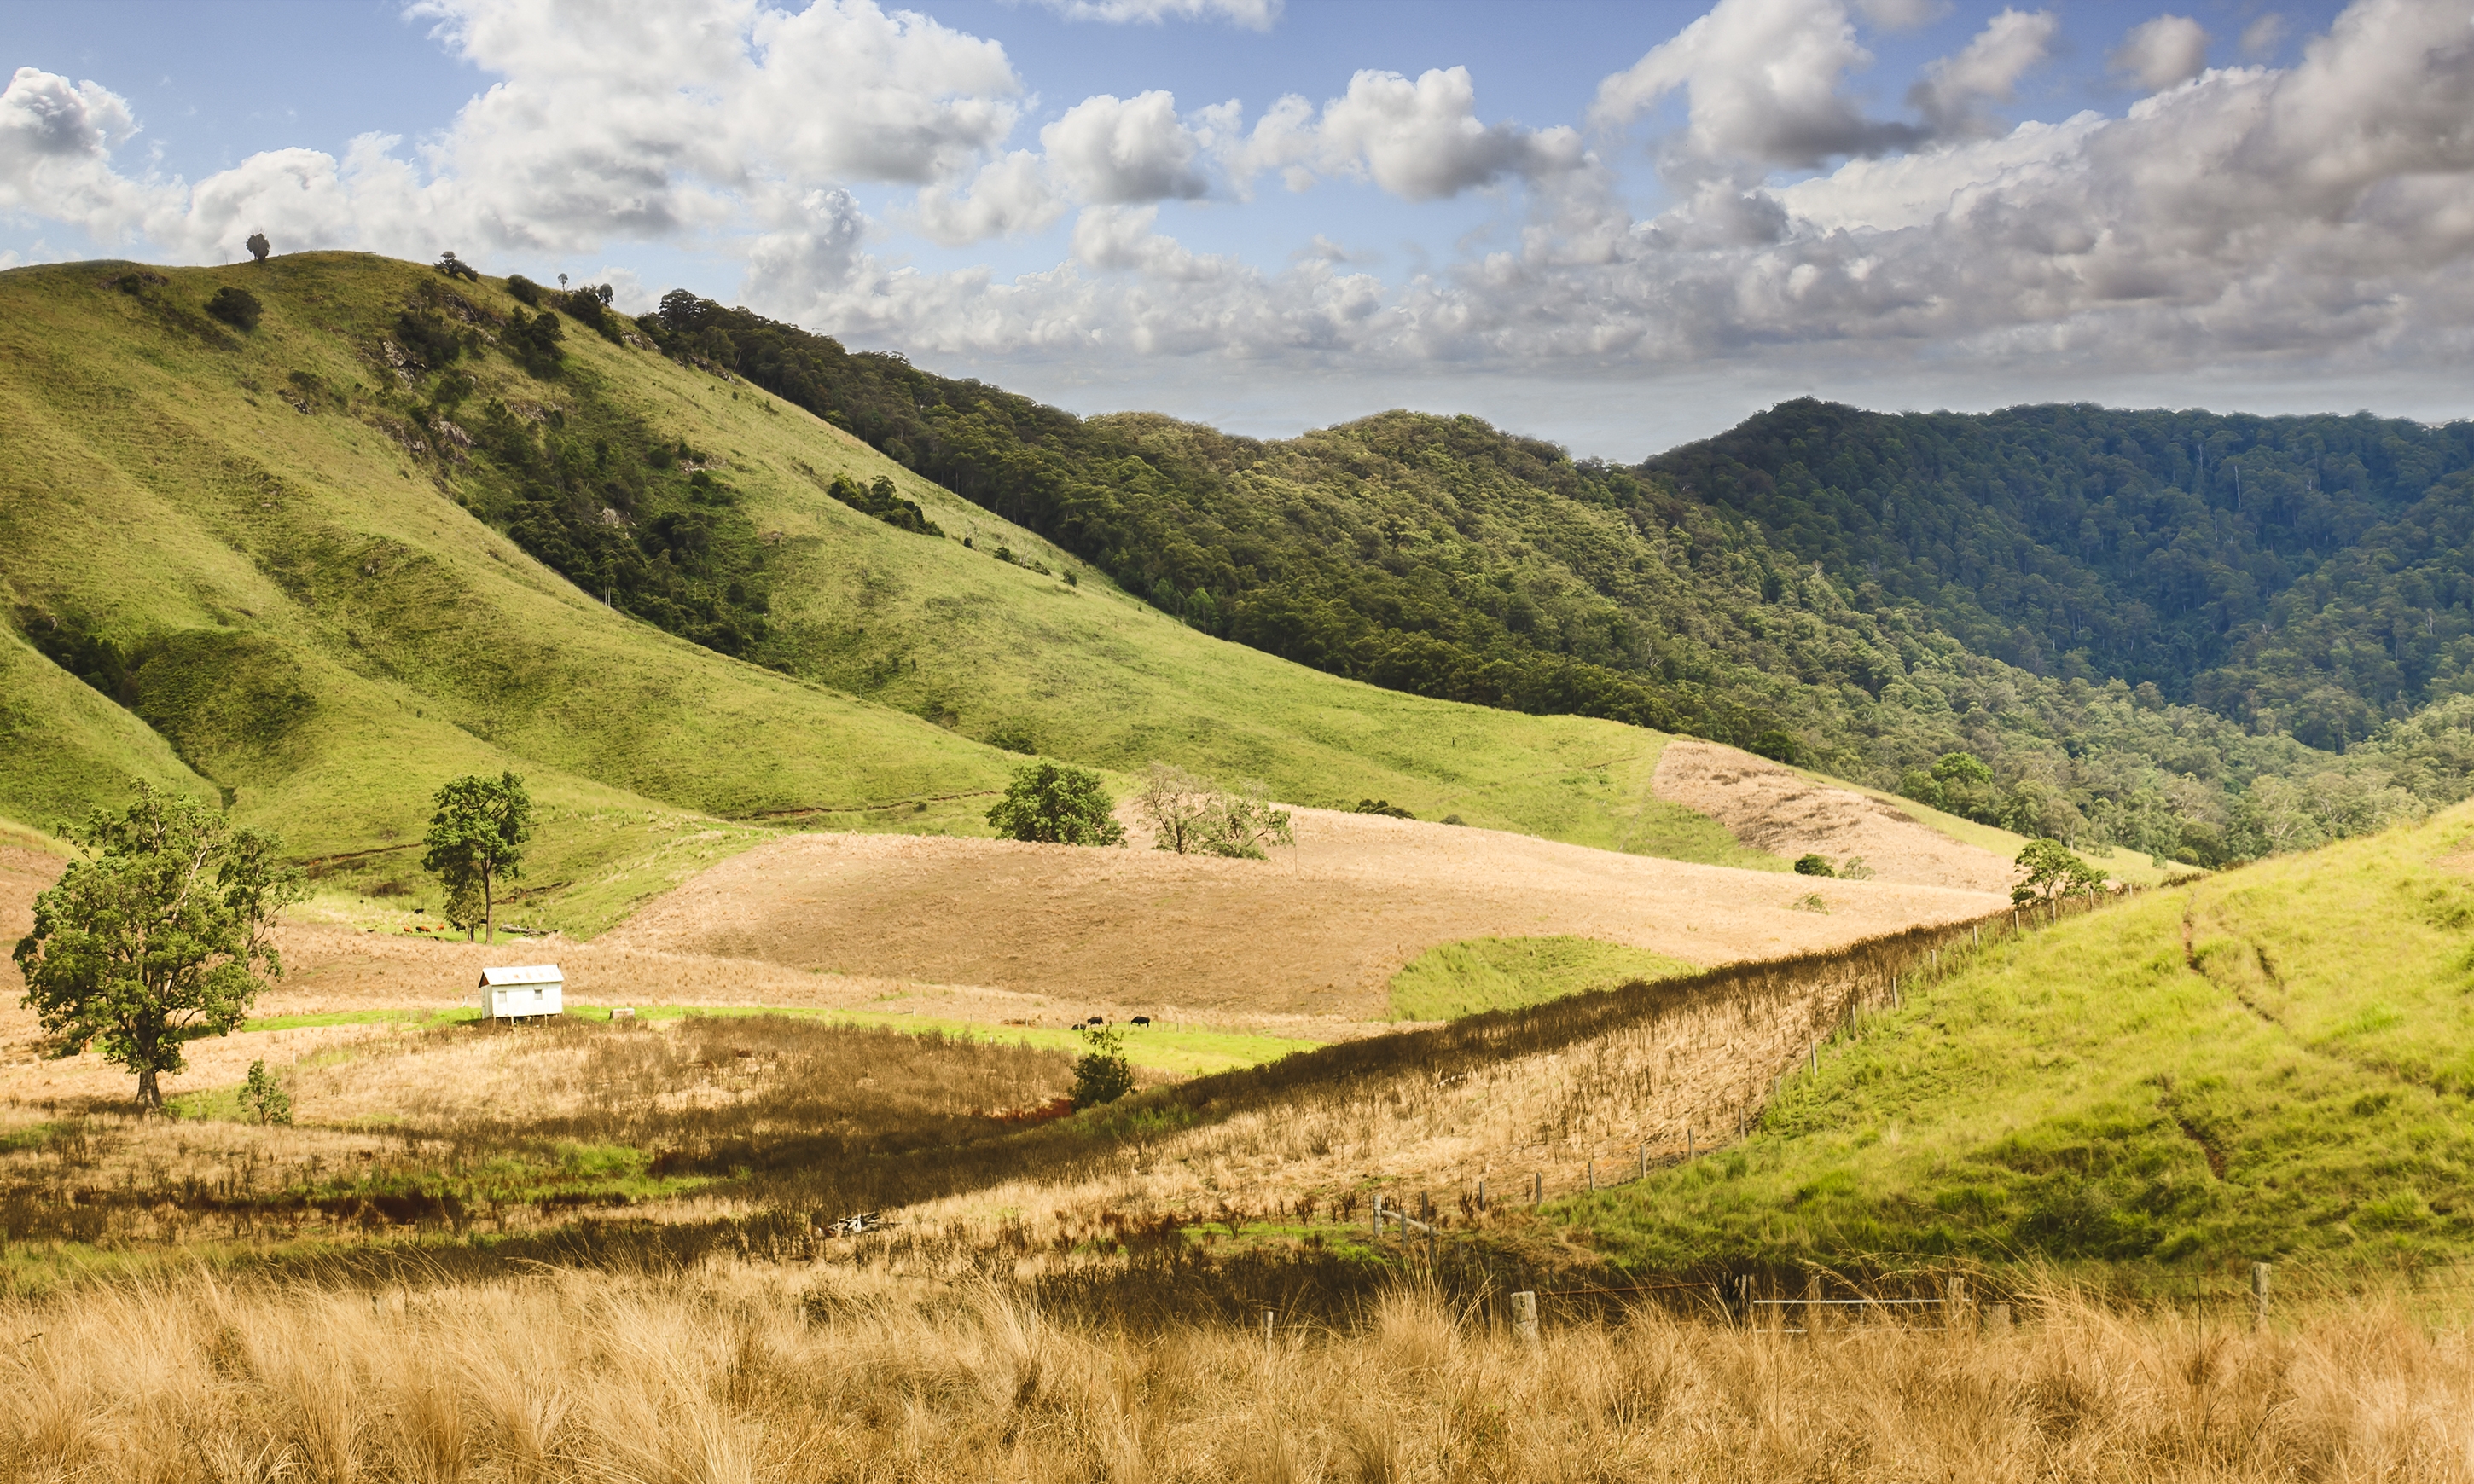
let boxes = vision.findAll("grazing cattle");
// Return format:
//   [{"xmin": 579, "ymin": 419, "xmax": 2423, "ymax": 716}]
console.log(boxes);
[
  {"xmin": 1131, "ymin": 1016, "xmax": 1152, "ymax": 1026},
  {"xmin": 1085, "ymin": 1016, "xmax": 1106, "ymax": 1026}
]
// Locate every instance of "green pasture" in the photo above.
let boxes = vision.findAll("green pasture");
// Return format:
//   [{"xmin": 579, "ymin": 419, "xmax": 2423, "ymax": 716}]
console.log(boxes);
[{"xmin": 1388, "ymin": 935, "xmax": 1699, "ymax": 1020}]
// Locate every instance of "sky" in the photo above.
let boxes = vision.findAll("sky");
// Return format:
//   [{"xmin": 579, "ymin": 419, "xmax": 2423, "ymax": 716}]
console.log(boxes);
[{"xmin": 3, "ymin": 0, "xmax": 2469, "ymax": 458}]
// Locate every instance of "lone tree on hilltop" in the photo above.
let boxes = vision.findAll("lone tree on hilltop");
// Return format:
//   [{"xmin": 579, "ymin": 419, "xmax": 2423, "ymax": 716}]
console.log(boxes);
[
  {"xmin": 245, "ymin": 231, "xmax": 270, "ymax": 264},
  {"xmin": 12, "ymin": 786, "xmax": 304, "ymax": 1113},
  {"xmin": 422, "ymin": 773, "xmax": 533, "ymax": 944},
  {"xmin": 986, "ymin": 760, "xmax": 1124, "ymax": 845}
]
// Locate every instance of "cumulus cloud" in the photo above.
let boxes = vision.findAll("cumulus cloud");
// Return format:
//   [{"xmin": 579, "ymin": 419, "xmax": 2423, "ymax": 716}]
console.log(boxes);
[
  {"xmin": 1590, "ymin": 0, "xmax": 1925, "ymax": 171},
  {"xmin": 1214, "ymin": 67, "xmax": 1584, "ymax": 202},
  {"xmin": 1908, "ymin": 9, "xmax": 2058, "ymax": 135},
  {"xmin": 2110, "ymin": 14, "xmax": 2211, "ymax": 92},
  {"xmin": 9, "ymin": 0, "xmax": 2474, "ymax": 415},
  {"xmin": 1034, "ymin": 0, "xmax": 1280, "ymax": 26},
  {"xmin": 2240, "ymin": 14, "xmax": 2288, "ymax": 59},
  {"xmin": 1041, "ymin": 91, "xmax": 1209, "ymax": 204}
]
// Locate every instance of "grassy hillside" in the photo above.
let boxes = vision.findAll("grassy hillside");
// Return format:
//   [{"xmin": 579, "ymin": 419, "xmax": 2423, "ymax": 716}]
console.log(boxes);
[
  {"xmin": 653, "ymin": 295, "xmax": 2470, "ymax": 871},
  {"xmin": 0, "ymin": 254, "xmax": 1769, "ymax": 931},
  {"xmin": 1573, "ymin": 801, "xmax": 2474, "ymax": 1278},
  {"xmin": 1387, "ymin": 935, "xmax": 1696, "ymax": 1020}
]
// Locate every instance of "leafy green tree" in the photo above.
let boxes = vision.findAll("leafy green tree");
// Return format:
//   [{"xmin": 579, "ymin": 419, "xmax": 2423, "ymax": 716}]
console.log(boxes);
[
  {"xmin": 1069, "ymin": 1025, "xmax": 1135, "ymax": 1108},
  {"xmin": 422, "ymin": 773, "xmax": 534, "ymax": 944},
  {"xmin": 441, "ymin": 876, "xmax": 487, "ymax": 942},
  {"xmin": 1200, "ymin": 783, "xmax": 1294, "ymax": 860},
  {"xmin": 2013, "ymin": 838, "xmax": 2105, "ymax": 905},
  {"xmin": 1793, "ymin": 853, "xmax": 1836, "ymax": 877},
  {"xmin": 12, "ymin": 786, "xmax": 303, "ymax": 1112},
  {"xmin": 245, "ymin": 232, "xmax": 270, "ymax": 264},
  {"xmin": 987, "ymin": 761, "xmax": 1125, "ymax": 845},
  {"xmin": 241, "ymin": 1058, "xmax": 293, "ymax": 1125}
]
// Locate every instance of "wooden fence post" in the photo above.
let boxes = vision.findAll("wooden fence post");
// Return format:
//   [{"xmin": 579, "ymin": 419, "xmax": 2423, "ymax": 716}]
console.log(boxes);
[
  {"xmin": 1946, "ymin": 1275, "xmax": 1969, "ymax": 1331},
  {"xmin": 1533, "ymin": 1171, "xmax": 1542, "ymax": 1207},
  {"xmin": 1371, "ymin": 1194, "xmax": 1383, "ymax": 1244},
  {"xmin": 1477, "ymin": 1177, "xmax": 1486, "ymax": 1213},
  {"xmin": 1263, "ymin": 1309, "xmax": 1275, "ymax": 1351},
  {"xmin": 2252, "ymin": 1262, "xmax": 2271, "ymax": 1330},
  {"xmin": 1686, "ymin": 1127, "xmax": 1695, "ymax": 1161},
  {"xmin": 1512, "ymin": 1290, "xmax": 1539, "ymax": 1345},
  {"xmin": 1734, "ymin": 1274, "xmax": 1754, "ymax": 1325},
  {"xmin": 1637, "ymin": 1141, "xmax": 1646, "ymax": 1180}
]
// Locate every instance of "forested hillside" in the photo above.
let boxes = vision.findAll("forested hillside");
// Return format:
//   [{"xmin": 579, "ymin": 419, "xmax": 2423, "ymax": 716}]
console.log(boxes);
[
  {"xmin": 638, "ymin": 295, "xmax": 2469, "ymax": 868},
  {"xmin": 1646, "ymin": 400, "xmax": 2474, "ymax": 749}
]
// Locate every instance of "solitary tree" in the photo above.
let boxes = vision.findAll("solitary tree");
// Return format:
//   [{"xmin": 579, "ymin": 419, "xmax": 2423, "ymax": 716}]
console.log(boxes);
[
  {"xmin": 421, "ymin": 773, "xmax": 534, "ymax": 943},
  {"xmin": 986, "ymin": 761, "xmax": 1124, "ymax": 845},
  {"xmin": 1136, "ymin": 762, "xmax": 1218, "ymax": 853},
  {"xmin": 245, "ymin": 231, "xmax": 270, "ymax": 264},
  {"xmin": 2013, "ymin": 838, "xmax": 2105, "ymax": 906},
  {"xmin": 1200, "ymin": 781, "xmax": 1294, "ymax": 860},
  {"xmin": 12, "ymin": 786, "xmax": 304, "ymax": 1112}
]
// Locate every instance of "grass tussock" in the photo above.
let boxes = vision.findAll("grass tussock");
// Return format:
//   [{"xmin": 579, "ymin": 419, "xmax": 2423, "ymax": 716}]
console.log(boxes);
[{"xmin": 4, "ymin": 1264, "xmax": 2471, "ymax": 1483}]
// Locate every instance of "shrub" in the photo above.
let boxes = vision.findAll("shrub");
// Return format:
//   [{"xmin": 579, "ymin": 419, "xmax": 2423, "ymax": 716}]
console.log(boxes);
[
  {"xmin": 502, "ymin": 308, "xmax": 566, "ymax": 376},
  {"xmin": 434, "ymin": 250, "xmax": 479, "ymax": 282},
  {"xmin": 1793, "ymin": 853, "xmax": 1836, "ymax": 877},
  {"xmin": 394, "ymin": 309, "xmax": 464, "ymax": 368},
  {"xmin": 204, "ymin": 287, "xmax": 262, "ymax": 332},
  {"xmin": 505, "ymin": 275, "xmax": 543, "ymax": 306},
  {"xmin": 241, "ymin": 1059, "xmax": 292, "ymax": 1125},
  {"xmin": 987, "ymin": 761, "xmax": 1125, "ymax": 846},
  {"xmin": 1751, "ymin": 729, "xmax": 1803, "ymax": 766},
  {"xmin": 1069, "ymin": 1026, "xmax": 1136, "ymax": 1108},
  {"xmin": 1353, "ymin": 798, "xmax": 1414, "ymax": 819},
  {"xmin": 825, "ymin": 472, "xmax": 941, "ymax": 536}
]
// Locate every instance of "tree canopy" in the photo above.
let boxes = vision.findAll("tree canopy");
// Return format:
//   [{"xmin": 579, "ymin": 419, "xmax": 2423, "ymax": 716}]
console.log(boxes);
[
  {"xmin": 986, "ymin": 761, "xmax": 1124, "ymax": 846},
  {"xmin": 421, "ymin": 773, "xmax": 533, "ymax": 944},
  {"xmin": 12, "ymin": 786, "xmax": 303, "ymax": 1110}
]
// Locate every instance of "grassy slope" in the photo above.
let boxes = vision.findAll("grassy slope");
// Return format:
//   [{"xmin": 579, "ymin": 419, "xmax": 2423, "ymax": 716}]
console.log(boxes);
[
  {"xmin": 1798, "ymin": 764, "xmax": 2182, "ymax": 889},
  {"xmin": 1387, "ymin": 936, "xmax": 1698, "ymax": 1020},
  {"xmin": 0, "ymin": 253, "xmax": 1769, "ymax": 929},
  {"xmin": 1575, "ymin": 801, "xmax": 2474, "ymax": 1278}
]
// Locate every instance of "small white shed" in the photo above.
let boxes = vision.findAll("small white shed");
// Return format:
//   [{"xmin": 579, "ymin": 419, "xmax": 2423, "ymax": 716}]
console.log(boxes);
[{"xmin": 478, "ymin": 964, "xmax": 564, "ymax": 1021}]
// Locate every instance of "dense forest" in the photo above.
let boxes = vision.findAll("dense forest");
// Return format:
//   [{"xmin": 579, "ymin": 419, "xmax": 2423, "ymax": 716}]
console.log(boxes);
[
  {"xmin": 632, "ymin": 294, "xmax": 2471, "ymax": 867},
  {"xmin": 1647, "ymin": 401, "xmax": 2474, "ymax": 750}
]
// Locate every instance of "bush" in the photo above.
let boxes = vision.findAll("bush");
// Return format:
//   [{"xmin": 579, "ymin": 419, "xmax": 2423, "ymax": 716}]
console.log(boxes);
[
  {"xmin": 1751, "ymin": 729, "xmax": 1803, "ymax": 766},
  {"xmin": 434, "ymin": 250, "xmax": 479, "ymax": 282},
  {"xmin": 987, "ymin": 761, "xmax": 1125, "ymax": 845},
  {"xmin": 1069, "ymin": 1026, "xmax": 1136, "ymax": 1108},
  {"xmin": 241, "ymin": 1059, "xmax": 292, "ymax": 1126},
  {"xmin": 1353, "ymin": 799, "xmax": 1414, "ymax": 819},
  {"xmin": 204, "ymin": 287, "xmax": 262, "ymax": 331},
  {"xmin": 502, "ymin": 308, "xmax": 566, "ymax": 377},
  {"xmin": 1793, "ymin": 853, "xmax": 1836, "ymax": 877},
  {"xmin": 505, "ymin": 275, "xmax": 543, "ymax": 306}
]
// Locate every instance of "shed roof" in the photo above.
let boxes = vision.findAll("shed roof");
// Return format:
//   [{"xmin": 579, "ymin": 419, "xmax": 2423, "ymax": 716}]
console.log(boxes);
[{"xmin": 478, "ymin": 965, "xmax": 564, "ymax": 988}]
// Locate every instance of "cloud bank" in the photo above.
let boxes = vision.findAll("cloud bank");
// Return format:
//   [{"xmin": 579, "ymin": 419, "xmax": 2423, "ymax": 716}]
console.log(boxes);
[{"xmin": 3, "ymin": 0, "xmax": 2471, "ymax": 409}]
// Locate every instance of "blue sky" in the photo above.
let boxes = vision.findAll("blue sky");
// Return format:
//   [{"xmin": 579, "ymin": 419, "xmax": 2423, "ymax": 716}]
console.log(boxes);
[{"xmin": 5, "ymin": 0, "xmax": 2464, "ymax": 456}]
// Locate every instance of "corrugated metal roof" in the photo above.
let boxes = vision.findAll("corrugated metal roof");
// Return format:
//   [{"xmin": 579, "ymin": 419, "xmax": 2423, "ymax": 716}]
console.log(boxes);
[{"xmin": 478, "ymin": 965, "xmax": 564, "ymax": 987}]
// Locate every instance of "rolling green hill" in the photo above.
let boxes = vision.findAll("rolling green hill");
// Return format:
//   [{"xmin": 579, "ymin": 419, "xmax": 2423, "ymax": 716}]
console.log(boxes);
[
  {"xmin": 0, "ymin": 253, "xmax": 1767, "ymax": 928},
  {"xmin": 1574, "ymin": 801, "xmax": 2474, "ymax": 1279},
  {"xmin": 644, "ymin": 297, "xmax": 2471, "ymax": 872}
]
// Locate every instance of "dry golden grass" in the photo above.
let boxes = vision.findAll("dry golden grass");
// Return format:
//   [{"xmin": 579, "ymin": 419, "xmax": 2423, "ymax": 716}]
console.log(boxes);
[{"xmin": 4, "ymin": 1261, "xmax": 2468, "ymax": 1483}]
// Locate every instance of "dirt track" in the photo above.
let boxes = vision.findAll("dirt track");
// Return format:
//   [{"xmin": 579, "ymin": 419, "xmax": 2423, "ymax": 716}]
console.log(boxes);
[
  {"xmin": 603, "ymin": 807, "xmax": 2006, "ymax": 1021},
  {"xmin": 1652, "ymin": 740, "xmax": 2021, "ymax": 895}
]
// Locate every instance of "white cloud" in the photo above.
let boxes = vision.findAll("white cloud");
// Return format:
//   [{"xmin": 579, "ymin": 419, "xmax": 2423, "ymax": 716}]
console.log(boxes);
[
  {"xmin": 908, "ymin": 150, "xmax": 1061, "ymax": 244},
  {"xmin": 1909, "ymin": 9, "xmax": 2058, "ymax": 135},
  {"xmin": 1040, "ymin": 91, "xmax": 1209, "ymax": 204},
  {"xmin": 1034, "ymin": 0, "xmax": 1280, "ymax": 26},
  {"xmin": 1213, "ymin": 68, "xmax": 1584, "ymax": 203},
  {"xmin": 2110, "ymin": 14, "xmax": 2211, "ymax": 93},
  {"xmin": 1590, "ymin": 0, "xmax": 1925, "ymax": 171},
  {"xmin": 0, "ymin": 67, "xmax": 151, "ymax": 241}
]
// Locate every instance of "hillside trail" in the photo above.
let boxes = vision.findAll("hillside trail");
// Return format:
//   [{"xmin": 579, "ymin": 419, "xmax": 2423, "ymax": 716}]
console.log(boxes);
[
  {"xmin": 603, "ymin": 807, "xmax": 2006, "ymax": 1021},
  {"xmin": 1652, "ymin": 740, "xmax": 2020, "ymax": 894}
]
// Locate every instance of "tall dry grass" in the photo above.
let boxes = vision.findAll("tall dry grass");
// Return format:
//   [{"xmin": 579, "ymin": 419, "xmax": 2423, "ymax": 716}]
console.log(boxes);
[{"xmin": 4, "ymin": 1261, "xmax": 2467, "ymax": 1483}]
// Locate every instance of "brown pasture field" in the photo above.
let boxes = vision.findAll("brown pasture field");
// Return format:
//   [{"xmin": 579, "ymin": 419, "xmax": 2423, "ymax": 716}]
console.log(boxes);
[
  {"xmin": 602, "ymin": 806, "xmax": 2006, "ymax": 1020},
  {"xmin": 1652, "ymin": 739, "xmax": 2021, "ymax": 893}
]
